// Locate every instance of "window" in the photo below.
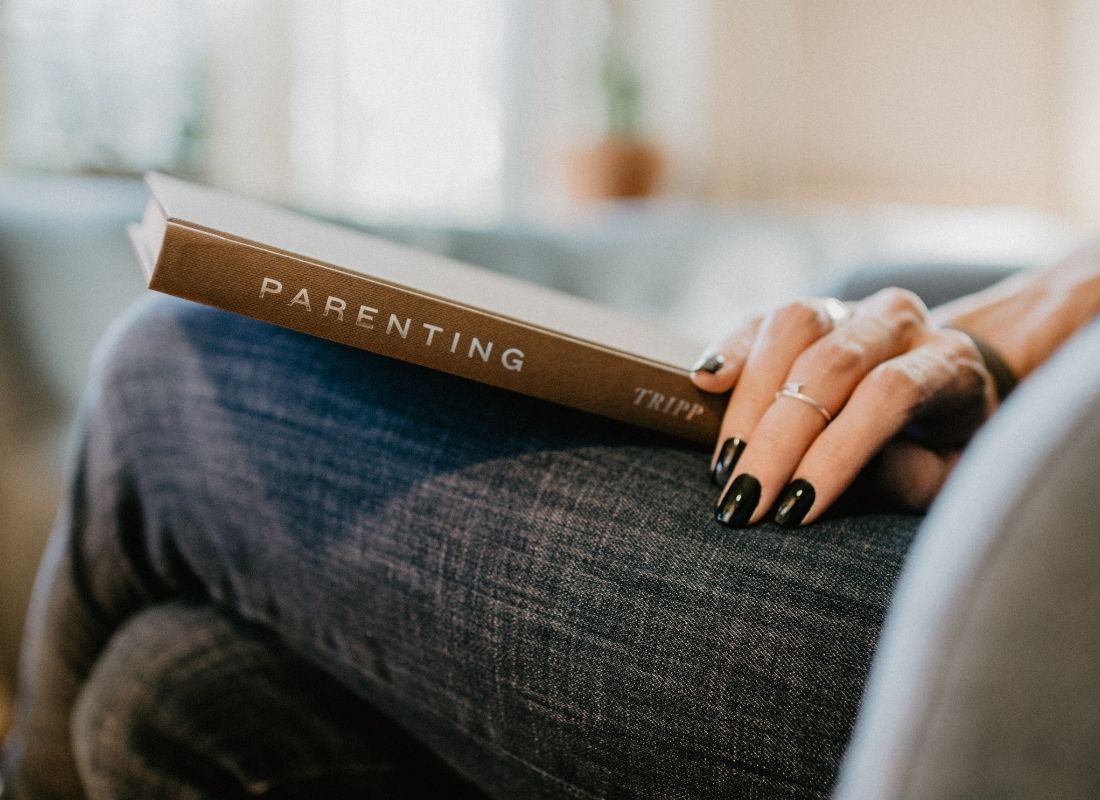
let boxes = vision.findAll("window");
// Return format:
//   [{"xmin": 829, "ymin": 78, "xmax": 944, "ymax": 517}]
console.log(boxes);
[
  {"xmin": 287, "ymin": 0, "xmax": 508, "ymax": 221},
  {"xmin": 3, "ymin": 0, "xmax": 202, "ymax": 174}
]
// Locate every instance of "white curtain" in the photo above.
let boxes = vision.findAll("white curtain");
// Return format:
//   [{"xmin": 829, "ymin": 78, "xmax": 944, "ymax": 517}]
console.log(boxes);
[
  {"xmin": 201, "ymin": 0, "xmax": 718, "ymax": 221},
  {"xmin": 1, "ymin": 0, "xmax": 719, "ymax": 219},
  {"xmin": 3, "ymin": 0, "xmax": 202, "ymax": 174}
]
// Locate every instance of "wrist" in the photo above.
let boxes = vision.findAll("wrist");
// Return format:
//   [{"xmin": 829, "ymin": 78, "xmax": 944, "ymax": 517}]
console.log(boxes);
[{"xmin": 931, "ymin": 249, "xmax": 1100, "ymax": 380}]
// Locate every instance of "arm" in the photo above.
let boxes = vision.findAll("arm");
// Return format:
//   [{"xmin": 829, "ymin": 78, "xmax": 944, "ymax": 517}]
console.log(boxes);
[{"xmin": 932, "ymin": 238, "xmax": 1100, "ymax": 380}]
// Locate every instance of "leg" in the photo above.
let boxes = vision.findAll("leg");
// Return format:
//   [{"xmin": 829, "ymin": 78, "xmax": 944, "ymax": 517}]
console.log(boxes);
[
  {"xmin": 71, "ymin": 602, "xmax": 487, "ymax": 799},
  {"xmin": 5, "ymin": 297, "xmax": 920, "ymax": 799}
]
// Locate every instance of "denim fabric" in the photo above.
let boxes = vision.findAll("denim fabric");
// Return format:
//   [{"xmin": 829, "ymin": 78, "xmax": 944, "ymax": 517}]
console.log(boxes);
[
  {"xmin": 3, "ymin": 298, "xmax": 920, "ymax": 799},
  {"xmin": 71, "ymin": 603, "xmax": 488, "ymax": 799}
]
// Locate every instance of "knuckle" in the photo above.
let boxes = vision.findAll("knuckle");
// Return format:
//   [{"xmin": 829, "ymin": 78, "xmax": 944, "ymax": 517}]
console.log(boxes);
[
  {"xmin": 767, "ymin": 300, "xmax": 825, "ymax": 333},
  {"xmin": 939, "ymin": 328, "xmax": 984, "ymax": 366},
  {"xmin": 959, "ymin": 359, "xmax": 994, "ymax": 402},
  {"xmin": 803, "ymin": 335, "xmax": 866, "ymax": 377},
  {"xmin": 867, "ymin": 361, "xmax": 926, "ymax": 410},
  {"xmin": 871, "ymin": 287, "xmax": 930, "ymax": 320},
  {"xmin": 935, "ymin": 330, "xmax": 995, "ymax": 397},
  {"xmin": 892, "ymin": 309, "xmax": 926, "ymax": 340}
]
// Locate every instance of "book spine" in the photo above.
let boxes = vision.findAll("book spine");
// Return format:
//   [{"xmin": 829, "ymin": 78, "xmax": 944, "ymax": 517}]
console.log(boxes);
[{"xmin": 150, "ymin": 222, "xmax": 727, "ymax": 444}]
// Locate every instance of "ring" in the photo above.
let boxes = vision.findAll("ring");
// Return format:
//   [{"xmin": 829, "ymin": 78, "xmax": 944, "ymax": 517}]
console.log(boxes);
[
  {"xmin": 822, "ymin": 297, "xmax": 851, "ymax": 326},
  {"xmin": 775, "ymin": 382, "xmax": 833, "ymax": 423}
]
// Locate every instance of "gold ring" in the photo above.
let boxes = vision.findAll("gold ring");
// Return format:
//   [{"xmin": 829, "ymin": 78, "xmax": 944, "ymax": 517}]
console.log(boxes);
[{"xmin": 775, "ymin": 382, "xmax": 832, "ymax": 423}]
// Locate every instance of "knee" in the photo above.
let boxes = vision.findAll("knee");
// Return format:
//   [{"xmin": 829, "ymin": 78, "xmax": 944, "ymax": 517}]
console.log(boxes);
[
  {"xmin": 82, "ymin": 295, "xmax": 312, "ymax": 448},
  {"xmin": 70, "ymin": 603, "xmax": 394, "ymax": 798},
  {"xmin": 70, "ymin": 603, "xmax": 184, "ymax": 796},
  {"xmin": 87, "ymin": 294, "xmax": 377, "ymax": 423},
  {"xmin": 71, "ymin": 604, "xmax": 246, "ymax": 798},
  {"xmin": 87, "ymin": 296, "xmax": 222, "ymax": 405}
]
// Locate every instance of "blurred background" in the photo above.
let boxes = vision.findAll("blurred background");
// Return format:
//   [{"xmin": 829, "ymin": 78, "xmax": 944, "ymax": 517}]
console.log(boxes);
[{"xmin": 0, "ymin": 0, "xmax": 1097, "ymax": 735}]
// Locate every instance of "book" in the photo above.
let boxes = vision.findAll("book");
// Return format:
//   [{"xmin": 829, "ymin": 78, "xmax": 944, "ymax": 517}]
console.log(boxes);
[{"xmin": 128, "ymin": 173, "xmax": 728, "ymax": 444}]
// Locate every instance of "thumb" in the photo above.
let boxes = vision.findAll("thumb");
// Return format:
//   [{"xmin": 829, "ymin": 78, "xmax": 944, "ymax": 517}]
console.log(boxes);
[{"xmin": 870, "ymin": 439, "xmax": 962, "ymax": 512}]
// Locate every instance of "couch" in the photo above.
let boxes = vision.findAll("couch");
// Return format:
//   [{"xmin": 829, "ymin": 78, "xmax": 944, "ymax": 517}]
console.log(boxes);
[
  {"xmin": 1, "ymin": 175, "xmax": 1094, "ymax": 796},
  {"xmin": 835, "ymin": 308, "xmax": 1100, "ymax": 798}
]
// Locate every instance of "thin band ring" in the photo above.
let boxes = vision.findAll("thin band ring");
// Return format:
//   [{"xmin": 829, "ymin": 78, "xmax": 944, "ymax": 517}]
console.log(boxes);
[{"xmin": 775, "ymin": 382, "xmax": 833, "ymax": 424}]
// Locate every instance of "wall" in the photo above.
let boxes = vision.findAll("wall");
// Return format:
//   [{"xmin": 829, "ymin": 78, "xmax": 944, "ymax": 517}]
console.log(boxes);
[
  {"xmin": 707, "ymin": 0, "xmax": 1099, "ymax": 223},
  {"xmin": 0, "ymin": 0, "xmax": 7, "ymax": 167},
  {"xmin": 1059, "ymin": 0, "xmax": 1100, "ymax": 224},
  {"xmin": 201, "ymin": 0, "xmax": 293, "ymax": 202},
  {"xmin": 189, "ymin": 1, "xmax": 1100, "ymax": 222},
  {"xmin": 4, "ymin": 1, "xmax": 1092, "ymax": 221}
]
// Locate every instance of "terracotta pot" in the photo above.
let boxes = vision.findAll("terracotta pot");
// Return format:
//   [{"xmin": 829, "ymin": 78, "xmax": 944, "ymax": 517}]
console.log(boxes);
[{"xmin": 567, "ymin": 137, "xmax": 663, "ymax": 201}]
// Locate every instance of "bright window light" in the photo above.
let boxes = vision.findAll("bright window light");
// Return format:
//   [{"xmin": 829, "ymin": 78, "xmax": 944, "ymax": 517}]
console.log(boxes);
[
  {"xmin": 3, "ymin": 0, "xmax": 201, "ymax": 174},
  {"xmin": 289, "ymin": 0, "xmax": 507, "ymax": 222}
]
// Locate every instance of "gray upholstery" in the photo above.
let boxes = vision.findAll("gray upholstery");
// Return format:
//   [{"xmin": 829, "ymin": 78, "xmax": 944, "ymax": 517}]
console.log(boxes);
[
  {"xmin": 835, "ymin": 317, "xmax": 1100, "ymax": 799},
  {"xmin": 828, "ymin": 262, "xmax": 1021, "ymax": 306}
]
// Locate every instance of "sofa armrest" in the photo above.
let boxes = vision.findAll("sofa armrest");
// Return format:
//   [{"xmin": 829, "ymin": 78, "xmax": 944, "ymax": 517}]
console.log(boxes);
[
  {"xmin": 827, "ymin": 262, "xmax": 1021, "ymax": 307},
  {"xmin": 835, "ymin": 316, "xmax": 1100, "ymax": 799}
]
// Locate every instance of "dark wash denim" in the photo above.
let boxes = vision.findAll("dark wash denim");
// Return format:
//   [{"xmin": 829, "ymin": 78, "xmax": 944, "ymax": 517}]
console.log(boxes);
[{"xmin": 3, "ymin": 298, "xmax": 920, "ymax": 799}]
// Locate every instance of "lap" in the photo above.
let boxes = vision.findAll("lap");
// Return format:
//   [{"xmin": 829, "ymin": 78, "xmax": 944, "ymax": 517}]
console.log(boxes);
[{"xmin": 12, "ymin": 297, "xmax": 922, "ymax": 799}]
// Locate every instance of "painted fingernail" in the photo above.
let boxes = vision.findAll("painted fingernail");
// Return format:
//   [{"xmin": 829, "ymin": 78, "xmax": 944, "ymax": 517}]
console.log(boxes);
[
  {"xmin": 773, "ymin": 479, "xmax": 815, "ymax": 528},
  {"xmin": 710, "ymin": 436, "xmax": 746, "ymax": 486},
  {"xmin": 715, "ymin": 473, "xmax": 761, "ymax": 528},
  {"xmin": 691, "ymin": 353, "xmax": 725, "ymax": 374}
]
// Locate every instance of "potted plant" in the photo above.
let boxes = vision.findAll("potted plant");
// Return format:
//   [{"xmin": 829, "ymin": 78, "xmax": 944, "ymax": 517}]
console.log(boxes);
[{"xmin": 567, "ymin": 5, "xmax": 663, "ymax": 201}]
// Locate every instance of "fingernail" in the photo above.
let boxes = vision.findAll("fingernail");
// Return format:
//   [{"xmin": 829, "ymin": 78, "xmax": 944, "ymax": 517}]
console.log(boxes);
[
  {"xmin": 691, "ymin": 353, "xmax": 725, "ymax": 374},
  {"xmin": 710, "ymin": 436, "xmax": 746, "ymax": 486},
  {"xmin": 773, "ymin": 479, "xmax": 815, "ymax": 528},
  {"xmin": 715, "ymin": 473, "xmax": 761, "ymax": 528}
]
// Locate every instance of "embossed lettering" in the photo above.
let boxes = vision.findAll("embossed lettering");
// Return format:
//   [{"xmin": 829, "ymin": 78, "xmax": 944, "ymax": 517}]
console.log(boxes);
[{"xmin": 324, "ymin": 296, "xmax": 346, "ymax": 320}]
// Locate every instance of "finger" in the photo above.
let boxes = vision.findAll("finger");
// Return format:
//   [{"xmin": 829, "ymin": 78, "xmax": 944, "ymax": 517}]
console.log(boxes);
[
  {"xmin": 706, "ymin": 300, "xmax": 838, "ymax": 485},
  {"xmin": 715, "ymin": 289, "xmax": 929, "ymax": 522},
  {"xmin": 870, "ymin": 439, "xmax": 962, "ymax": 511},
  {"xmin": 771, "ymin": 338, "xmax": 978, "ymax": 527},
  {"xmin": 695, "ymin": 298, "xmax": 854, "ymax": 395},
  {"xmin": 690, "ymin": 315, "xmax": 762, "ymax": 392}
]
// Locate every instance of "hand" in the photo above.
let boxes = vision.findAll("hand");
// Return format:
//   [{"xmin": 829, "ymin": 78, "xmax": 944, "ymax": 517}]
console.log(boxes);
[{"xmin": 691, "ymin": 288, "xmax": 997, "ymax": 528}]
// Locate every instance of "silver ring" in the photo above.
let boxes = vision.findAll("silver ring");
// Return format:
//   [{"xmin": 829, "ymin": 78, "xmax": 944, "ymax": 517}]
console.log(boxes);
[
  {"xmin": 822, "ymin": 297, "xmax": 851, "ymax": 326},
  {"xmin": 774, "ymin": 382, "xmax": 832, "ymax": 423}
]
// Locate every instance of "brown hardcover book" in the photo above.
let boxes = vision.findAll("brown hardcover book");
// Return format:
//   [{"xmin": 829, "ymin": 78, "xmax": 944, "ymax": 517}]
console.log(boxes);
[{"xmin": 128, "ymin": 173, "xmax": 727, "ymax": 443}]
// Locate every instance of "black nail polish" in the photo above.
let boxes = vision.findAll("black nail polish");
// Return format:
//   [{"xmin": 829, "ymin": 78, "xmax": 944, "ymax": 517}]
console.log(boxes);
[
  {"xmin": 773, "ymin": 479, "xmax": 815, "ymax": 529},
  {"xmin": 710, "ymin": 437, "xmax": 746, "ymax": 486},
  {"xmin": 691, "ymin": 353, "xmax": 725, "ymax": 374},
  {"xmin": 715, "ymin": 473, "xmax": 761, "ymax": 528}
]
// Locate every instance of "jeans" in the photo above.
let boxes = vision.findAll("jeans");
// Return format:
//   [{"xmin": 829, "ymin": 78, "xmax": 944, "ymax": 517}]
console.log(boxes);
[{"xmin": 3, "ymin": 297, "xmax": 920, "ymax": 799}]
